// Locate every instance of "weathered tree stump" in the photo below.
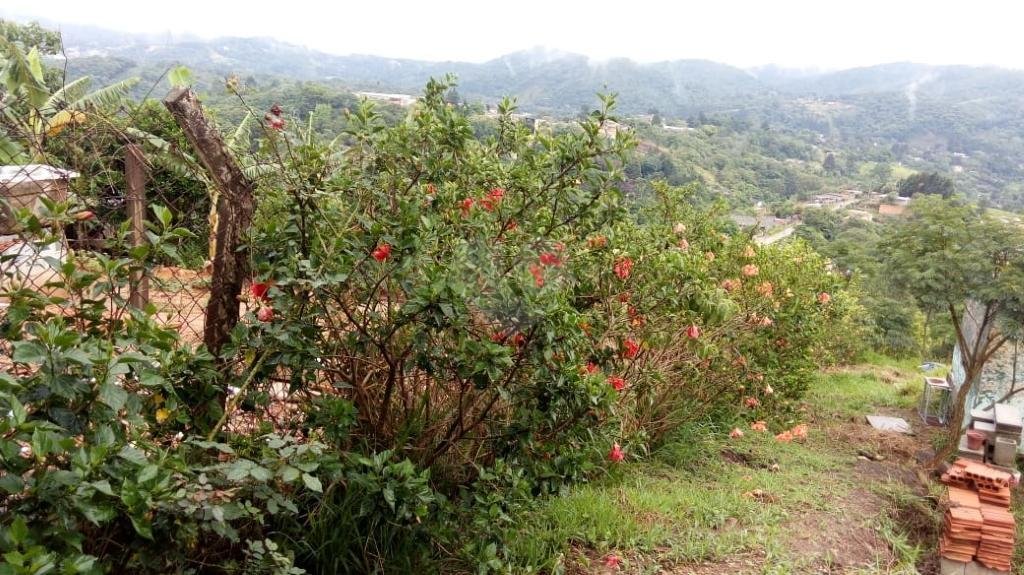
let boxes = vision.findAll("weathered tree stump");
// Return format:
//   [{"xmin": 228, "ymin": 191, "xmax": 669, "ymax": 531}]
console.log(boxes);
[{"xmin": 163, "ymin": 87, "xmax": 255, "ymax": 357}]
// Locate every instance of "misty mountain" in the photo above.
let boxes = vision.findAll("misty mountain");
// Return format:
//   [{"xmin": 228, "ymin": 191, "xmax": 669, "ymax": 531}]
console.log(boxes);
[
  {"xmin": 58, "ymin": 26, "xmax": 1024, "ymax": 122},
  {"xmin": 41, "ymin": 25, "xmax": 1024, "ymax": 210}
]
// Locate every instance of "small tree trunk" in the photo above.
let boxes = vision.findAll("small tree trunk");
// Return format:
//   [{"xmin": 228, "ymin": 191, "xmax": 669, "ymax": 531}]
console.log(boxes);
[{"xmin": 163, "ymin": 88, "xmax": 255, "ymax": 358}]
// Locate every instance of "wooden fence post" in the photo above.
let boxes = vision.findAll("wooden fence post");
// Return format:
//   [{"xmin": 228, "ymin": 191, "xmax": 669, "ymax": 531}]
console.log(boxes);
[
  {"xmin": 125, "ymin": 144, "xmax": 149, "ymax": 310},
  {"xmin": 163, "ymin": 87, "xmax": 255, "ymax": 357}
]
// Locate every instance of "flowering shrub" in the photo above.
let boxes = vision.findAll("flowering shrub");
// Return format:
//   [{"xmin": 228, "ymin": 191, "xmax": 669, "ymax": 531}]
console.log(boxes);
[
  {"xmin": 234, "ymin": 82, "xmax": 863, "ymax": 569},
  {"xmin": 0, "ymin": 77, "xmax": 865, "ymax": 573}
]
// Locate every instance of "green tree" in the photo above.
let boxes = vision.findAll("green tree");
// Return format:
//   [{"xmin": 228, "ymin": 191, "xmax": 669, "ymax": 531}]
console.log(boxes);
[
  {"xmin": 0, "ymin": 20, "xmax": 61, "ymax": 55},
  {"xmin": 870, "ymin": 162, "xmax": 893, "ymax": 190},
  {"xmin": 882, "ymin": 195, "xmax": 1024, "ymax": 464},
  {"xmin": 897, "ymin": 172, "xmax": 954, "ymax": 199},
  {"xmin": 822, "ymin": 151, "xmax": 838, "ymax": 175}
]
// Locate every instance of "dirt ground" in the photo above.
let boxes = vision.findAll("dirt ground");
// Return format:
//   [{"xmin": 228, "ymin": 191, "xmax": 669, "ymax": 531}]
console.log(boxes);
[
  {"xmin": 677, "ymin": 382, "xmax": 943, "ymax": 574},
  {"xmin": 562, "ymin": 364, "xmax": 956, "ymax": 575}
]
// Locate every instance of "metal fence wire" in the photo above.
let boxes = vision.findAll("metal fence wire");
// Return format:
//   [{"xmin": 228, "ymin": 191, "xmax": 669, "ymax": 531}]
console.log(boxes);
[{"xmin": 1, "ymin": 91, "xmax": 216, "ymax": 347}]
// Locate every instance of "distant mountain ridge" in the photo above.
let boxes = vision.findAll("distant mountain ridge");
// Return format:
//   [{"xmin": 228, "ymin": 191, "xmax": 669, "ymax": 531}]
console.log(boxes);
[
  {"xmin": 12, "ymin": 19, "xmax": 1024, "ymax": 210},
  {"xmin": 52, "ymin": 23, "xmax": 1024, "ymax": 120}
]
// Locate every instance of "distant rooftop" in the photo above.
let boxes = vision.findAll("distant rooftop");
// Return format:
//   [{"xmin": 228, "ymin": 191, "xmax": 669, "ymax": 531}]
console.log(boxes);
[{"xmin": 0, "ymin": 164, "xmax": 79, "ymax": 185}]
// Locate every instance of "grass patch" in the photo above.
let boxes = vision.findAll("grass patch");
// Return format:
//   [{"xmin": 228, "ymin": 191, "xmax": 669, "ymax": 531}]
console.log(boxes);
[
  {"xmin": 502, "ymin": 422, "xmax": 852, "ymax": 571},
  {"xmin": 808, "ymin": 369, "xmax": 917, "ymax": 419},
  {"xmin": 493, "ymin": 358, "xmax": 933, "ymax": 573}
]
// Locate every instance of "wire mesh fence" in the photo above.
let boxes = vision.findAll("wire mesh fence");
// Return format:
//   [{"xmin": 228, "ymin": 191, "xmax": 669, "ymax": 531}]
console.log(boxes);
[{"xmin": 0, "ymin": 81, "xmax": 217, "ymax": 347}]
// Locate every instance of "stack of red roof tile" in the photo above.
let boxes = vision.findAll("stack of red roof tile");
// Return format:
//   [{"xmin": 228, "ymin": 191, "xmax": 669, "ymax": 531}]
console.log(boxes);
[{"xmin": 940, "ymin": 459, "xmax": 1016, "ymax": 572}]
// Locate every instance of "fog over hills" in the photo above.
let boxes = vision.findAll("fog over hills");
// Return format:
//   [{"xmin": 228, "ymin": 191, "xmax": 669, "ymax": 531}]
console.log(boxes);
[{"xmin": 51, "ymin": 24, "xmax": 1024, "ymax": 117}]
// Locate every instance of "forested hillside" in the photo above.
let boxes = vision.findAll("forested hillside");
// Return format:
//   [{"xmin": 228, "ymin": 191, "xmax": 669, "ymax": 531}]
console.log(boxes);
[{"xmin": 50, "ymin": 24, "xmax": 1024, "ymax": 211}]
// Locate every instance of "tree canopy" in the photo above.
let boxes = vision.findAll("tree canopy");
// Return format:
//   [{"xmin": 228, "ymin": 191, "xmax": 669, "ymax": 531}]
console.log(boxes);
[{"xmin": 897, "ymin": 172, "xmax": 955, "ymax": 199}]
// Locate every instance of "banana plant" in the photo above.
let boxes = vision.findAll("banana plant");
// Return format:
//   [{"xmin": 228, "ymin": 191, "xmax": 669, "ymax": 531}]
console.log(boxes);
[{"xmin": 0, "ymin": 37, "xmax": 139, "ymax": 162}]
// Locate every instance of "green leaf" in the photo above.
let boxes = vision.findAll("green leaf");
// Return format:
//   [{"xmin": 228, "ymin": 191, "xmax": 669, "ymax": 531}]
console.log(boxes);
[
  {"xmin": 151, "ymin": 205, "xmax": 173, "ymax": 229},
  {"xmin": 90, "ymin": 480, "xmax": 114, "ymax": 496},
  {"xmin": 0, "ymin": 474, "xmax": 24, "ymax": 494},
  {"xmin": 138, "ymin": 371, "xmax": 165, "ymax": 387},
  {"xmin": 8, "ymin": 516, "xmax": 28, "ymax": 545},
  {"xmin": 167, "ymin": 66, "xmax": 193, "ymax": 89},
  {"xmin": 137, "ymin": 464, "xmax": 159, "ymax": 484},
  {"xmin": 301, "ymin": 473, "xmax": 322, "ymax": 493},
  {"xmin": 97, "ymin": 382, "xmax": 127, "ymax": 412},
  {"xmin": 129, "ymin": 514, "xmax": 153, "ymax": 539},
  {"xmin": 9, "ymin": 396, "xmax": 27, "ymax": 426},
  {"xmin": 280, "ymin": 466, "xmax": 300, "ymax": 483},
  {"xmin": 118, "ymin": 445, "xmax": 148, "ymax": 465},
  {"xmin": 248, "ymin": 465, "xmax": 272, "ymax": 482},
  {"xmin": 63, "ymin": 554, "xmax": 97, "ymax": 573},
  {"xmin": 12, "ymin": 341, "xmax": 46, "ymax": 364},
  {"xmin": 225, "ymin": 460, "xmax": 252, "ymax": 482}
]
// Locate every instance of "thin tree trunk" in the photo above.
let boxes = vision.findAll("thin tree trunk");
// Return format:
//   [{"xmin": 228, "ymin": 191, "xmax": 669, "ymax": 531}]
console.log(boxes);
[{"xmin": 163, "ymin": 87, "xmax": 255, "ymax": 358}]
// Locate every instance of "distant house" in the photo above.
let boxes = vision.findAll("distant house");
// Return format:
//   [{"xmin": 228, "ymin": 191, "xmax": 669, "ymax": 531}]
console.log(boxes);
[
  {"xmin": 354, "ymin": 92, "xmax": 418, "ymax": 107},
  {"xmin": 802, "ymin": 190, "xmax": 859, "ymax": 211}
]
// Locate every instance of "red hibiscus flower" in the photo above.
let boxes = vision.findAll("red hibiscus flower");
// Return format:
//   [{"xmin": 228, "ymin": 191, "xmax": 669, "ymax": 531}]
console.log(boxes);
[
  {"xmin": 608, "ymin": 442, "xmax": 625, "ymax": 463},
  {"xmin": 613, "ymin": 257, "xmax": 634, "ymax": 280},
  {"xmin": 609, "ymin": 376, "xmax": 626, "ymax": 392},
  {"xmin": 686, "ymin": 324, "xmax": 701, "ymax": 339},
  {"xmin": 539, "ymin": 252, "xmax": 563, "ymax": 267},
  {"xmin": 372, "ymin": 243, "xmax": 392, "ymax": 262},
  {"xmin": 460, "ymin": 197, "xmax": 474, "ymax": 216},
  {"xmin": 480, "ymin": 187, "xmax": 505, "ymax": 211},
  {"xmin": 585, "ymin": 362, "xmax": 599, "ymax": 375},
  {"xmin": 529, "ymin": 264, "xmax": 545, "ymax": 287},
  {"xmin": 622, "ymin": 337, "xmax": 641, "ymax": 359},
  {"xmin": 250, "ymin": 281, "xmax": 271, "ymax": 302},
  {"xmin": 257, "ymin": 306, "xmax": 274, "ymax": 322}
]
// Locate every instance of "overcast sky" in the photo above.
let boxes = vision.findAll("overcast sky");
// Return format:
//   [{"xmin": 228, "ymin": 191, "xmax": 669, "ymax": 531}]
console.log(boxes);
[{"xmin": 2, "ymin": 0, "xmax": 1020, "ymax": 69}]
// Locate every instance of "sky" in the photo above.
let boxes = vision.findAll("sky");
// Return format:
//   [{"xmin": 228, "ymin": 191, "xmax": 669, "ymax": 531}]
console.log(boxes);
[{"xmin": 2, "ymin": 0, "xmax": 1022, "ymax": 70}]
